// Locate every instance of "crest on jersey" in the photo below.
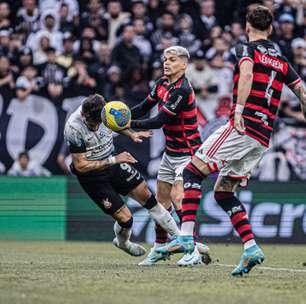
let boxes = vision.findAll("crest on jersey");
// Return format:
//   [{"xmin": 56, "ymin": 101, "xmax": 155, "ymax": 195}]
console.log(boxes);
[
  {"xmin": 101, "ymin": 198, "xmax": 112, "ymax": 209},
  {"xmin": 257, "ymin": 45, "xmax": 267, "ymax": 54}
]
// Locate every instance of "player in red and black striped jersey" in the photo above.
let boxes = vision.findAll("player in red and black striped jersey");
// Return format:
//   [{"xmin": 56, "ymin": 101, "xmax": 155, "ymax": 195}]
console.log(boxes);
[
  {"xmin": 129, "ymin": 46, "xmax": 209, "ymax": 266},
  {"xmin": 156, "ymin": 5, "xmax": 306, "ymax": 272}
]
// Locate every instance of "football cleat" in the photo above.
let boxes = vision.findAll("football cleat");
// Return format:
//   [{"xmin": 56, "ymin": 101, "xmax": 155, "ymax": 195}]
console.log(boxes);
[
  {"xmin": 138, "ymin": 247, "xmax": 170, "ymax": 266},
  {"xmin": 231, "ymin": 245, "xmax": 265, "ymax": 276},
  {"xmin": 113, "ymin": 238, "xmax": 146, "ymax": 257},
  {"xmin": 177, "ymin": 246, "xmax": 202, "ymax": 266},
  {"xmin": 155, "ymin": 235, "xmax": 195, "ymax": 255},
  {"xmin": 196, "ymin": 242, "xmax": 212, "ymax": 265}
]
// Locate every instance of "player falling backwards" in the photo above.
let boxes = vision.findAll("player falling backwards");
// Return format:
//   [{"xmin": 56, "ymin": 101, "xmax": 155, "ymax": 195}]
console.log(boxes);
[
  {"xmin": 64, "ymin": 94, "xmax": 181, "ymax": 257},
  {"xmin": 129, "ymin": 46, "xmax": 210, "ymax": 266},
  {"xmin": 156, "ymin": 5, "xmax": 306, "ymax": 275}
]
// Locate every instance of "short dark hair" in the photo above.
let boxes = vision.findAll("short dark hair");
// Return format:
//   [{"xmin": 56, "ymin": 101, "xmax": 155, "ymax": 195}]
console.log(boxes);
[
  {"xmin": 18, "ymin": 151, "xmax": 29, "ymax": 160},
  {"xmin": 82, "ymin": 94, "xmax": 106, "ymax": 123},
  {"xmin": 246, "ymin": 5, "xmax": 273, "ymax": 31}
]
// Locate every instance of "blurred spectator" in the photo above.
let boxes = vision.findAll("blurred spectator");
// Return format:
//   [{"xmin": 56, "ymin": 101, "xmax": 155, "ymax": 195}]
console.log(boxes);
[
  {"xmin": 56, "ymin": 33, "xmax": 75, "ymax": 69},
  {"xmin": 105, "ymin": 0, "xmax": 130, "ymax": 48},
  {"xmin": 151, "ymin": 12, "xmax": 177, "ymax": 47},
  {"xmin": 8, "ymin": 151, "xmax": 51, "ymax": 176},
  {"xmin": 80, "ymin": 0, "xmax": 108, "ymax": 41},
  {"xmin": 0, "ymin": 2, "xmax": 10, "ymax": 29},
  {"xmin": 0, "ymin": 29, "xmax": 11, "ymax": 56},
  {"xmin": 133, "ymin": 18, "xmax": 152, "ymax": 64},
  {"xmin": 0, "ymin": 56, "xmax": 15, "ymax": 91},
  {"xmin": 111, "ymin": 25, "xmax": 142, "ymax": 72},
  {"xmin": 147, "ymin": 0, "xmax": 163, "ymax": 25},
  {"xmin": 165, "ymin": 0, "xmax": 181, "ymax": 25},
  {"xmin": 103, "ymin": 65, "xmax": 124, "ymax": 100},
  {"xmin": 59, "ymin": 3, "xmax": 75, "ymax": 33},
  {"xmin": 26, "ymin": 13, "xmax": 63, "ymax": 53},
  {"xmin": 39, "ymin": 0, "xmax": 79, "ymax": 21},
  {"xmin": 16, "ymin": 47, "xmax": 33, "ymax": 70},
  {"xmin": 194, "ymin": 0, "xmax": 218, "ymax": 41},
  {"xmin": 186, "ymin": 50, "xmax": 218, "ymax": 97},
  {"xmin": 14, "ymin": 75, "xmax": 36, "ymax": 102},
  {"xmin": 130, "ymin": 0, "xmax": 153, "ymax": 34},
  {"xmin": 20, "ymin": 65, "xmax": 42, "ymax": 93},
  {"xmin": 178, "ymin": 14, "xmax": 201, "ymax": 56},
  {"xmin": 291, "ymin": 38, "xmax": 306, "ymax": 80},
  {"xmin": 15, "ymin": 0, "xmax": 40, "ymax": 35},
  {"xmin": 67, "ymin": 58, "xmax": 97, "ymax": 97},
  {"xmin": 277, "ymin": 13, "xmax": 295, "ymax": 61}
]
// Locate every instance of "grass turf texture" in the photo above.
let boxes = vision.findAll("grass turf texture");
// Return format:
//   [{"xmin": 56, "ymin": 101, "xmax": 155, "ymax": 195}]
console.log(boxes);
[{"xmin": 0, "ymin": 241, "xmax": 306, "ymax": 304}]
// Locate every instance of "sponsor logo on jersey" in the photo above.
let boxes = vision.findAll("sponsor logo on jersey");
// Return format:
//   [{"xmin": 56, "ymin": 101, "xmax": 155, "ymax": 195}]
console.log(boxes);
[{"xmin": 101, "ymin": 197, "xmax": 112, "ymax": 209}]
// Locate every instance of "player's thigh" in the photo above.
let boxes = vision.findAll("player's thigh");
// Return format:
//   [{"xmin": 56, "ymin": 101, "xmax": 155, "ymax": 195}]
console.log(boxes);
[
  {"xmin": 111, "ymin": 163, "xmax": 144, "ymax": 196},
  {"xmin": 78, "ymin": 177, "xmax": 127, "ymax": 216},
  {"xmin": 156, "ymin": 179, "xmax": 172, "ymax": 208},
  {"xmin": 128, "ymin": 181, "xmax": 152, "ymax": 205},
  {"xmin": 214, "ymin": 176, "xmax": 240, "ymax": 192}
]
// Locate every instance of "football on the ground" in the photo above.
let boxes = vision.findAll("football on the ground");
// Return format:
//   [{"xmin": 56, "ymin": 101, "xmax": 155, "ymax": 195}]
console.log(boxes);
[{"xmin": 101, "ymin": 101, "xmax": 131, "ymax": 131}]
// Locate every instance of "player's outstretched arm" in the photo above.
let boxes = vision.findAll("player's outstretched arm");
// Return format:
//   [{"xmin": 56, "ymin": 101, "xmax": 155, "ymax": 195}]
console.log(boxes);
[
  {"xmin": 130, "ymin": 110, "xmax": 168, "ymax": 130},
  {"xmin": 71, "ymin": 152, "xmax": 137, "ymax": 173},
  {"xmin": 119, "ymin": 128, "xmax": 153, "ymax": 143},
  {"xmin": 291, "ymin": 82, "xmax": 306, "ymax": 120},
  {"xmin": 234, "ymin": 60, "xmax": 254, "ymax": 134}
]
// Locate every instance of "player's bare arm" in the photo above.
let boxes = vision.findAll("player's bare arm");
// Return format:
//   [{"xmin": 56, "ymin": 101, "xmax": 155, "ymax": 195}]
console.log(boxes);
[
  {"xmin": 71, "ymin": 151, "xmax": 137, "ymax": 173},
  {"xmin": 291, "ymin": 82, "xmax": 306, "ymax": 120},
  {"xmin": 119, "ymin": 128, "xmax": 153, "ymax": 143},
  {"xmin": 234, "ymin": 60, "xmax": 254, "ymax": 135}
]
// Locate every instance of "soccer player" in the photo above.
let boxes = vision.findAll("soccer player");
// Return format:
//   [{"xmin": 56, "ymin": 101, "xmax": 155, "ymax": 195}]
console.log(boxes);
[
  {"xmin": 64, "ymin": 94, "xmax": 181, "ymax": 257},
  {"xmin": 129, "ymin": 46, "xmax": 210, "ymax": 266},
  {"xmin": 156, "ymin": 5, "xmax": 306, "ymax": 275}
]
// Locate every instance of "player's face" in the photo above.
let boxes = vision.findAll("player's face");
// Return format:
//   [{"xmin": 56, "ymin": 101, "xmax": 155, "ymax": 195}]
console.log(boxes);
[{"xmin": 163, "ymin": 52, "xmax": 186, "ymax": 77}]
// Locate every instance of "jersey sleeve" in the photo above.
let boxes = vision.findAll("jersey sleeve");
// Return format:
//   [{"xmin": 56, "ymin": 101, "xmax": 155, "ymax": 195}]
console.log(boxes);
[
  {"xmin": 235, "ymin": 44, "xmax": 254, "ymax": 68},
  {"xmin": 161, "ymin": 88, "xmax": 188, "ymax": 116},
  {"xmin": 284, "ymin": 62, "xmax": 302, "ymax": 88},
  {"xmin": 64, "ymin": 125, "xmax": 86, "ymax": 153}
]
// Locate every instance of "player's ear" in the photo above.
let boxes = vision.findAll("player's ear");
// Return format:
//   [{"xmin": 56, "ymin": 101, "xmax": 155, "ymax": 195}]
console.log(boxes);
[{"xmin": 268, "ymin": 24, "xmax": 273, "ymax": 36}]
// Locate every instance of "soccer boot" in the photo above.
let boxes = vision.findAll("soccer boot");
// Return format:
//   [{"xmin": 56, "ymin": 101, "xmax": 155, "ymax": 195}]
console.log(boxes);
[
  {"xmin": 155, "ymin": 235, "xmax": 195, "ymax": 255},
  {"xmin": 177, "ymin": 246, "xmax": 203, "ymax": 266},
  {"xmin": 231, "ymin": 245, "xmax": 265, "ymax": 276},
  {"xmin": 113, "ymin": 238, "xmax": 146, "ymax": 257},
  {"xmin": 138, "ymin": 247, "xmax": 170, "ymax": 266},
  {"xmin": 196, "ymin": 242, "xmax": 212, "ymax": 265}
]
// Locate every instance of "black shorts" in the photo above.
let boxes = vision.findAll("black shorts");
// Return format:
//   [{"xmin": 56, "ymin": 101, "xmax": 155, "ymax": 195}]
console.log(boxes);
[{"xmin": 76, "ymin": 163, "xmax": 144, "ymax": 215}]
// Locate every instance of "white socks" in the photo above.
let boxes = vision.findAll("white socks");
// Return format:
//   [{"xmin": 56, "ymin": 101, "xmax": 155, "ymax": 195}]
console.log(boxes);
[
  {"xmin": 149, "ymin": 203, "xmax": 180, "ymax": 237},
  {"xmin": 244, "ymin": 239, "xmax": 256, "ymax": 250},
  {"xmin": 114, "ymin": 221, "xmax": 131, "ymax": 246},
  {"xmin": 180, "ymin": 221, "xmax": 195, "ymax": 236}
]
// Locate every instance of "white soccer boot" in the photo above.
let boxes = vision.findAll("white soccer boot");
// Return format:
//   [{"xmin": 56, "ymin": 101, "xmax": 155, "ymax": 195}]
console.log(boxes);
[
  {"xmin": 196, "ymin": 242, "xmax": 212, "ymax": 265},
  {"xmin": 138, "ymin": 247, "xmax": 170, "ymax": 266},
  {"xmin": 113, "ymin": 238, "xmax": 146, "ymax": 257},
  {"xmin": 177, "ymin": 245, "xmax": 203, "ymax": 266}
]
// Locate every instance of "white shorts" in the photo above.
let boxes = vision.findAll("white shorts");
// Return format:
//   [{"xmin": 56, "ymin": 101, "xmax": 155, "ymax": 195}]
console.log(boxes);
[
  {"xmin": 195, "ymin": 122, "xmax": 266, "ymax": 185},
  {"xmin": 157, "ymin": 153, "xmax": 191, "ymax": 185}
]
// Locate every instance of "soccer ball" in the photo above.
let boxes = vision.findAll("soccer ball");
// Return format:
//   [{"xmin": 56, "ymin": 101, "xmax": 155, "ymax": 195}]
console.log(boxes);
[{"xmin": 101, "ymin": 101, "xmax": 131, "ymax": 131}]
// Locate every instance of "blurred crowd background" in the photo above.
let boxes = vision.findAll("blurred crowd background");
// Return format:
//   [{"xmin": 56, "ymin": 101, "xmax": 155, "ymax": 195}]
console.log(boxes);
[{"xmin": 0, "ymin": 0, "xmax": 305, "ymax": 180}]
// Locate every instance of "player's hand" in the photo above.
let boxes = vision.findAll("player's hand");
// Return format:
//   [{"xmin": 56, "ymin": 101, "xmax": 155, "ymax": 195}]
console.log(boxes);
[
  {"xmin": 115, "ymin": 152, "xmax": 138, "ymax": 164},
  {"xmin": 234, "ymin": 112, "xmax": 246, "ymax": 135},
  {"xmin": 131, "ymin": 130, "xmax": 153, "ymax": 143}
]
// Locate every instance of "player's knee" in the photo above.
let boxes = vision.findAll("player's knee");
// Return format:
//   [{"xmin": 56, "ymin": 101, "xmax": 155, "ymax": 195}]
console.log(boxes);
[
  {"xmin": 182, "ymin": 164, "xmax": 204, "ymax": 188},
  {"xmin": 170, "ymin": 191, "xmax": 183, "ymax": 205},
  {"xmin": 143, "ymin": 195, "xmax": 158, "ymax": 210}
]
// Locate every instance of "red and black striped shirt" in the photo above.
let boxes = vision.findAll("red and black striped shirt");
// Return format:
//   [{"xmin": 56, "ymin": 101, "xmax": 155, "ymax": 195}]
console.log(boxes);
[
  {"xmin": 133, "ymin": 75, "xmax": 202, "ymax": 156},
  {"xmin": 231, "ymin": 39, "xmax": 301, "ymax": 147}
]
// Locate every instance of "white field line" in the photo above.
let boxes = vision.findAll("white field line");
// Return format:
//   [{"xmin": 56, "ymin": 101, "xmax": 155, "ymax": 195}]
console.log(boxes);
[{"xmin": 213, "ymin": 263, "xmax": 306, "ymax": 273}]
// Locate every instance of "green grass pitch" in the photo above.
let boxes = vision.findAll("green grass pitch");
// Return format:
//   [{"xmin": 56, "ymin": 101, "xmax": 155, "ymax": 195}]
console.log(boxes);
[{"xmin": 0, "ymin": 241, "xmax": 306, "ymax": 304}]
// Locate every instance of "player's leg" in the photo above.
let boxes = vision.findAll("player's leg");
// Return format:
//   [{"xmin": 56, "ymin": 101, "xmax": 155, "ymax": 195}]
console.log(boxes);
[
  {"xmin": 214, "ymin": 176, "xmax": 264, "ymax": 276},
  {"xmin": 128, "ymin": 181, "xmax": 180, "ymax": 237},
  {"xmin": 156, "ymin": 156, "xmax": 211, "ymax": 256},
  {"xmin": 77, "ymin": 177, "xmax": 146, "ymax": 256},
  {"xmin": 171, "ymin": 171, "xmax": 211, "ymax": 266}
]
